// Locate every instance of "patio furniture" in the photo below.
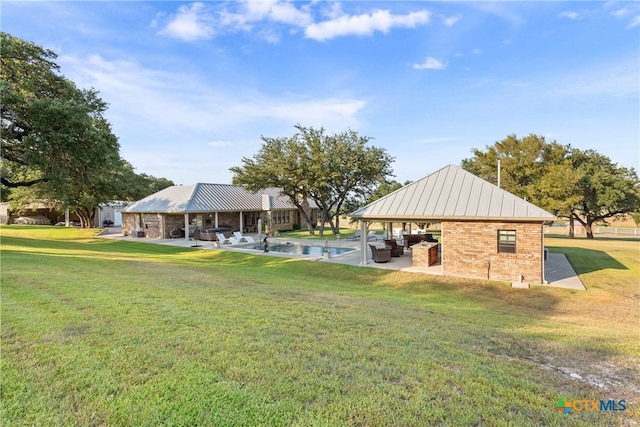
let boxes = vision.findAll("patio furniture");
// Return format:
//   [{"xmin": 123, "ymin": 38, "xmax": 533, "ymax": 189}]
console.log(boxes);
[
  {"xmin": 369, "ymin": 245, "xmax": 392, "ymax": 263},
  {"xmin": 216, "ymin": 233, "xmax": 239, "ymax": 245},
  {"xmin": 384, "ymin": 239, "xmax": 404, "ymax": 257},
  {"xmin": 233, "ymin": 231, "xmax": 255, "ymax": 243},
  {"xmin": 367, "ymin": 231, "xmax": 385, "ymax": 241},
  {"xmin": 196, "ymin": 227, "xmax": 233, "ymax": 241},
  {"xmin": 348, "ymin": 230, "xmax": 362, "ymax": 240}
]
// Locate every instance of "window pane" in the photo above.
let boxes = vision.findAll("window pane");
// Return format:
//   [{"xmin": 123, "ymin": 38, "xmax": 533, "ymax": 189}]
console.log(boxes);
[{"xmin": 498, "ymin": 230, "xmax": 516, "ymax": 253}]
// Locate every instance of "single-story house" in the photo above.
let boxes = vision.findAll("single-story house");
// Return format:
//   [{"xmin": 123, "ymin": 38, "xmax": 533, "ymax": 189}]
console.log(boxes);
[
  {"xmin": 350, "ymin": 165, "xmax": 556, "ymax": 284},
  {"xmin": 121, "ymin": 184, "xmax": 317, "ymax": 240}
]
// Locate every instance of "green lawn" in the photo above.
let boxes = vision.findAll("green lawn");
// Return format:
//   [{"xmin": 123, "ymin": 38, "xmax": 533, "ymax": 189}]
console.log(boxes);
[{"xmin": 1, "ymin": 226, "xmax": 638, "ymax": 426}]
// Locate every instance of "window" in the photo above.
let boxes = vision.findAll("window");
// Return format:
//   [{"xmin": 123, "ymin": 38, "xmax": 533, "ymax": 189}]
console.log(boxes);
[
  {"xmin": 272, "ymin": 210, "xmax": 291, "ymax": 225},
  {"xmin": 498, "ymin": 230, "xmax": 516, "ymax": 254}
]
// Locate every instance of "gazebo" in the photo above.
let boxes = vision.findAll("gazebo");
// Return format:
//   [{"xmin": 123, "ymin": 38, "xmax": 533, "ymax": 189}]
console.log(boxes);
[{"xmin": 350, "ymin": 165, "xmax": 556, "ymax": 284}]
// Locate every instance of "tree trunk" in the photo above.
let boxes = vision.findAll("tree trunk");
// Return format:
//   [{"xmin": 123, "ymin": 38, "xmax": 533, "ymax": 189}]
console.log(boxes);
[
  {"xmin": 329, "ymin": 218, "xmax": 337, "ymax": 234},
  {"xmin": 585, "ymin": 219, "xmax": 595, "ymax": 239},
  {"xmin": 568, "ymin": 215, "xmax": 575, "ymax": 239},
  {"xmin": 318, "ymin": 209, "xmax": 326, "ymax": 237},
  {"xmin": 76, "ymin": 209, "xmax": 93, "ymax": 228},
  {"xmin": 292, "ymin": 199, "xmax": 314, "ymax": 235}
]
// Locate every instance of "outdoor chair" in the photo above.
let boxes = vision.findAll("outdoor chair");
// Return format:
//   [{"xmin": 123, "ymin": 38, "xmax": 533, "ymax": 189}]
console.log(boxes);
[
  {"xmin": 233, "ymin": 231, "xmax": 255, "ymax": 243},
  {"xmin": 367, "ymin": 231, "xmax": 385, "ymax": 241},
  {"xmin": 348, "ymin": 230, "xmax": 362, "ymax": 240},
  {"xmin": 216, "ymin": 233, "xmax": 238, "ymax": 245},
  {"xmin": 384, "ymin": 239, "xmax": 404, "ymax": 257},
  {"xmin": 369, "ymin": 244, "xmax": 392, "ymax": 263}
]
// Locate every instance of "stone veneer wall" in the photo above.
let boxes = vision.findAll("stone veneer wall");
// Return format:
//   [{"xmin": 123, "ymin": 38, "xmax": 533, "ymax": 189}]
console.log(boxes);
[
  {"xmin": 121, "ymin": 213, "xmax": 137, "ymax": 236},
  {"xmin": 441, "ymin": 221, "xmax": 544, "ymax": 284},
  {"xmin": 121, "ymin": 213, "xmax": 163, "ymax": 238}
]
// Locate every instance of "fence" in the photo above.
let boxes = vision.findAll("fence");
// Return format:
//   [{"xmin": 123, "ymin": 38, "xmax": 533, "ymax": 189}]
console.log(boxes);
[
  {"xmin": 595, "ymin": 227, "xmax": 640, "ymax": 236},
  {"xmin": 546, "ymin": 224, "xmax": 640, "ymax": 236}
]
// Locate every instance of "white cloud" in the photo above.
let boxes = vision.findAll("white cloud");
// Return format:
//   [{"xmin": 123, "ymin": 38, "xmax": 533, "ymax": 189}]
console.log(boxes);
[
  {"xmin": 160, "ymin": 2, "xmax": 215, "ymax": 41},
  {"xmin": 58, "ymin": 54, "xmax": 366, "ymax": 144},
  {"xmin": 558, "ymin": 11, "xmax": 582, "ymax": 20},
  {"xmin": 305, "ymin": 9, "xmax": 430, "ymax": 41},
  {"xmin": 627, "ymin": 15, "xmax": 640, "ymax": 28},
  {"xmin": 157, "ymin": 2, "xmax": 432, "ymax": 43},
  {"xmin": 248, "ymin": 0, "xmax": 312, "ymax": 27},
  {"xmin": 413, "ymin": 57, "xmax": 447, "ymax": 70},
  {"xmin": 444, "ymin": 14, "xmax": 462, "ymax": 27},
  {"xmin": 220, "ymin": 0, "xmax": 312, "ymax": 31},
  {"xmin": 57, "ymin": 53, "xmax": 368, "ymax": 182}
]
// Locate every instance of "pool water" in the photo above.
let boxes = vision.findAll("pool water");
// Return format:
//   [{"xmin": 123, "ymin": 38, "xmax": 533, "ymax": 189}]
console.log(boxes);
[{"xmin": 245, "ymin": 242, "xmax": 354, "ymax": 256}]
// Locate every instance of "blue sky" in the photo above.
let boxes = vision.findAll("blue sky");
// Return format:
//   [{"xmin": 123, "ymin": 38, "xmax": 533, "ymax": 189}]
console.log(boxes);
[{"xmin": 3, "ymin": 1, "xmax": 639, "ymax": 185}]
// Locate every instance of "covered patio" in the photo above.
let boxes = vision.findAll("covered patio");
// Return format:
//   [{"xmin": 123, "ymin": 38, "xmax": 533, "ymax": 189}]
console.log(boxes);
[
  {"xmin": 350, "ymin": 165, "xmax": 558, "ymax": 285},
  {"xmin": 121, "ymin": 184, "xmax": 317, "ymax": 240}
]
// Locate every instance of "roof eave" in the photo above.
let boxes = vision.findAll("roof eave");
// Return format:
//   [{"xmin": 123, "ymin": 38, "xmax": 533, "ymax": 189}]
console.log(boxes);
[{"xmin": 351, "ymin": 215, "xmax": 557, "ymax": 223}]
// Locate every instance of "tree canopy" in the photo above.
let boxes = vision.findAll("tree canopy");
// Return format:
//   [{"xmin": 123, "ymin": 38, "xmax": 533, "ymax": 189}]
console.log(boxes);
[
  {"xmin": 1, "ymin": 32, "xmax": 173, "ymax": 226},
  {"xmin": 230, "ymin": 125, "xmax": 394, "ymax": 235},
  {"xmin": 462, "ymin": 134, "xmax": 640, "ymax": 238}
]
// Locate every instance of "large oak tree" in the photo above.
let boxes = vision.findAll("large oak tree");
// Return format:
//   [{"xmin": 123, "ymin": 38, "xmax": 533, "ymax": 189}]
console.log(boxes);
[
  {"xmin": 1, "ymin": 33, "xmax": 173, "ymax": 226},
  {"xmin": 462, "ymin": 134, "xmax": 639, "ymax": 238},
  {"xmin": 231, "ymin": 125, "xmax": 393, "ymax": 236}
]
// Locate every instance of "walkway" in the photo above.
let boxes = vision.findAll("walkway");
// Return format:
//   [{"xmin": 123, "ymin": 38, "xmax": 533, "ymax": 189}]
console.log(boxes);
[{"xmin": 97, "ymin": 228, "xmax": 585, "ymax": 290}]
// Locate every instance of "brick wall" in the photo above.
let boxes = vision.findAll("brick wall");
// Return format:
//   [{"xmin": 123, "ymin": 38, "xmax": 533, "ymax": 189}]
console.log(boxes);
[{"xmin": 442, "ymin": 221, "xmax": 544, "ymax": 284}]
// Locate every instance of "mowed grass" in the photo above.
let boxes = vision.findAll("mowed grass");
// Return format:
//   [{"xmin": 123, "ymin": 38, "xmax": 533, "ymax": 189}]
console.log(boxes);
[{"xmin": 1, "ymin": 226, "xmax": 638, "ymax": 426}]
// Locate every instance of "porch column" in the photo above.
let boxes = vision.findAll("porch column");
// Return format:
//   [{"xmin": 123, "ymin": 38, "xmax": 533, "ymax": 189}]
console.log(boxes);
[
  {"xmin": 239, "ymin": 211, "xmax": 243, "ymax": 232},
  {"xmin": 215, "ymin": 212, "xmax": 219, "ymax": 228},
  {"xmin": 440, "ymin": 222, "xmax": 445, "ymax": 274},
  {"xmin": 540, "ymin": 222, "xmax": 546, "ymax": 284},
  {"xmin": 360, "ymin": 220, "xmax": 368, "ymax": 266},
  {"xmin": 184, "ymin": 213, "xmax": 189, "ymax": 241}
]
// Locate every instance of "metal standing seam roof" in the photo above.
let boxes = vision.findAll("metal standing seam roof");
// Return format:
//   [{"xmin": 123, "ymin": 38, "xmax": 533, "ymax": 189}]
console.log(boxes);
[
  {"xmin": 350, "ymin": 164, "xmax": 556, "ymax": 222},
  {"xmin": 122, "ymin": 184, "xmax": 314, "ymax": 214}
]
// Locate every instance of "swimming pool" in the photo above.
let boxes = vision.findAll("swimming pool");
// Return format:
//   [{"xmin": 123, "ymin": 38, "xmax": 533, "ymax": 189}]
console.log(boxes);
[{"xmin": 244, "ymin": 242, "xmax": 354, "ymax": 256}]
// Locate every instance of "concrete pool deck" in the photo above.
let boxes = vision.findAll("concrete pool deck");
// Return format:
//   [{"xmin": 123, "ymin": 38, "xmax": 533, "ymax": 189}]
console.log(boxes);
[{"xmin": 97, "ymin": 227, "xmax": 585, "ymax": 290}]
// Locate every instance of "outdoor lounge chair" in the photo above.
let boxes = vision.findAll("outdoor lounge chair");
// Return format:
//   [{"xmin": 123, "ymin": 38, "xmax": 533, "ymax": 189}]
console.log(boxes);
[
  {"xmin": 384, "ymin": 239, "xmax": 404, "ymax": 257},
  {"xmin": 369, "ymin": 244, "xmax": 392, "ymax": 263},
  {"xmin": 216, "ymin": 233, "xmax": 238, "ymax": 245},
  {"xmin": 233, "ymin": 231, "xmax": 255, "ymax": 243},
  {"xmin": 367, "ymin": 231, "xmax": 384, "ymax": 241},
  {"xmin": 348, "ymin": 230, "xmax": 362, "ymax": 240}
]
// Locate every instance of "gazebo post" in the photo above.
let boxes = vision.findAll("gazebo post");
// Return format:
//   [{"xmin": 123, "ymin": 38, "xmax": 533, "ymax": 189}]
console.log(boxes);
[{"xmin": 360, "ymin": 220, "xmax": 368, "ymax": 266}]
